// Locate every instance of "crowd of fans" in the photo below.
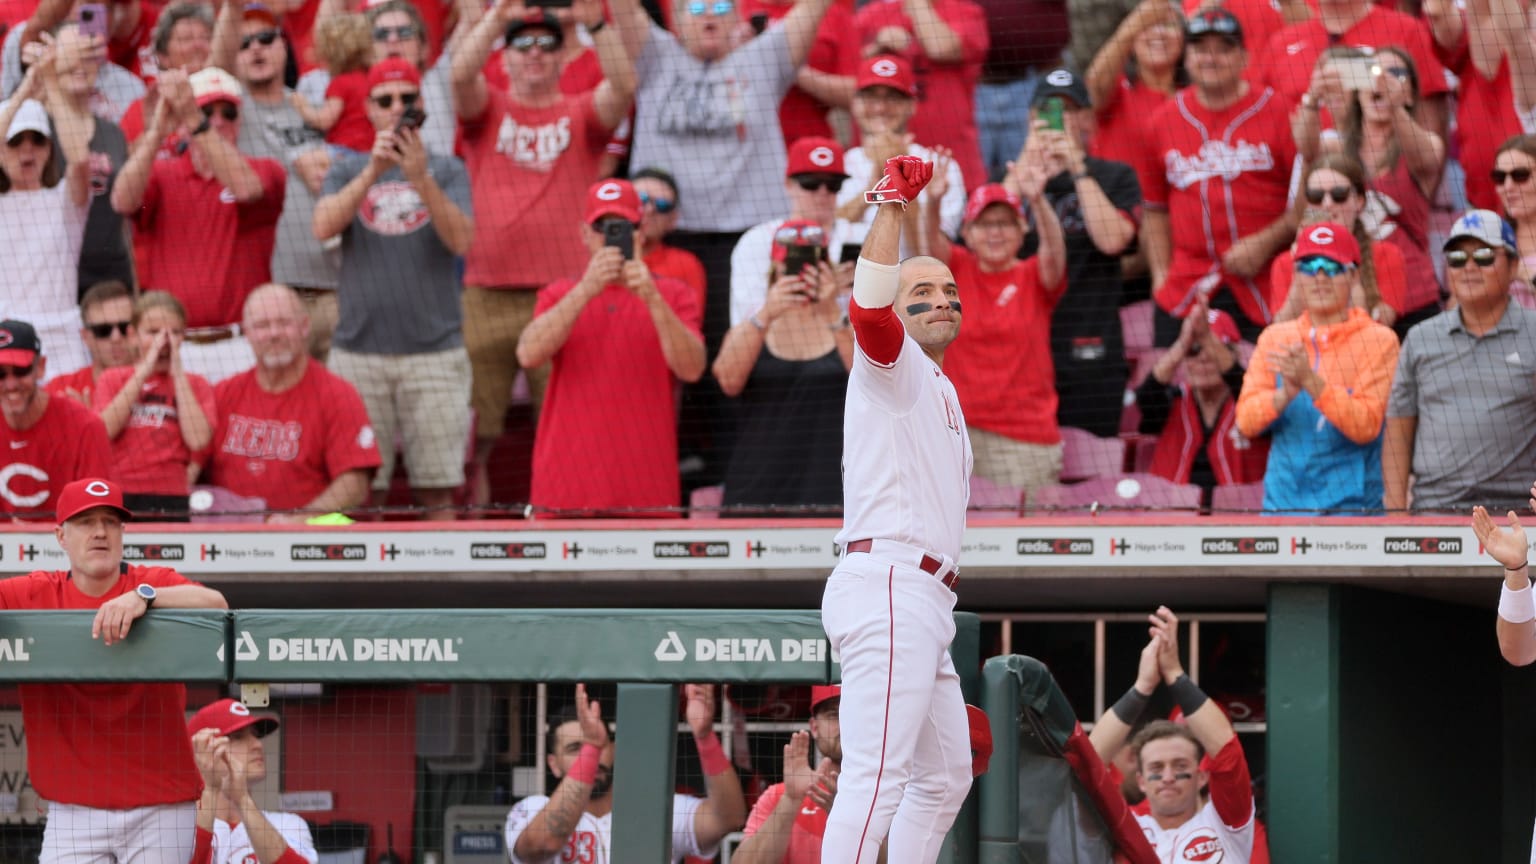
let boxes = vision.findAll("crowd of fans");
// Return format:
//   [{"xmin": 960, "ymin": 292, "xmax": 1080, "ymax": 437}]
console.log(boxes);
[{"xmin": 1, "ymin": 0, "xmax": 1535, "ymax": 519}]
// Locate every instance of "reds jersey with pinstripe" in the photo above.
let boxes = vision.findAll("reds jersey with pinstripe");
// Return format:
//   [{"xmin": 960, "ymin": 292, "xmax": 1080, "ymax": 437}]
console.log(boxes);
[
  {"xmin": 1137, "ymin": 86, "xmax": 1296, "ymax": 327},
  {"xmin": 833, "ymin": 327, "xmax": 973, "ymax": 563}
]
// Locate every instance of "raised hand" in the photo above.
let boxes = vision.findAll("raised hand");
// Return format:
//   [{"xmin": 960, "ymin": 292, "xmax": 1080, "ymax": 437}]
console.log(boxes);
[
  {"xmin": 1473, "ymin": 506, "xmax": 1531, "ymax": 571},
  {"xmin": 868, "ymin": 155, "xmax": 932, "ymax": 207},
  {"xmin": 575, "ymin": 683, "xmax": 609, "ymax": 747},
  {"xmin": 806, "ymin": 758, "xmax": 838, "ymax": 811},
  {"xmin": 685, "ymin": 683, "xmax": 717, "ymax": 738},
  {"xmin": 1149, "ymin": 606, "xmax": 1184, "ymax": 684},
  {"xmin": 781, "ymin": 730, "xmax": 819, "ymax": 802}
]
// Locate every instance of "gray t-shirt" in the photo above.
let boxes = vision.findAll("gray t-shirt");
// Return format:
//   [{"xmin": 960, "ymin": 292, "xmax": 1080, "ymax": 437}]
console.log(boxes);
[
  {"xmin": 76, "ymin": 118, "xmax": 131, "ymax": 291},
  {"xmin": 238, "ymin": 90, "xmax": 339, "ymax": 290},
  {"xmin": 1387, "ymin": 302, "xmax": 1536, "ymax": 511},
  {"xmin": 323, "ymin": 149, "xmax": 471, "ymax": 355},
  {"xmin": 2, "ymin": 23, "xmax": 144, "ymax": 122},
  {"xmin": 630, "ymin": 22, "xmax": 795, "ymax": 232}
]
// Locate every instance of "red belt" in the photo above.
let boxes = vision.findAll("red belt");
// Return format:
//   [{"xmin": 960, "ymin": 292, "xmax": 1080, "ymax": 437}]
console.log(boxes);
[{"xmin": 844, "ymin": 539, "xmax": 959, "ymax": 590}]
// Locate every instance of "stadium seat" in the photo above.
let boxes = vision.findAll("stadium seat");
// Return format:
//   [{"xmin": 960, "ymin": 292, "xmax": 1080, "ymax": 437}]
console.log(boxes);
[
  {"xmin": 1119, "ymin": 300, "xmax": 1154, "ymax": 360},
  {"xmin": 1059, "ymin": 427, "xmax": 1128, "ymax": 482},
  {"xmin": 1130, "ymin": 435, "xmax": 1158, "ymax": 473},
  {"xmin": 1211, "ymin": 482, "xmax": 1266, "ymax": 514},
  {"xmin": 968, "ymin": 475, "xmax": 1025, "ymax": 517},
  {"xmin": 689, "ymin": 485, "xmax": 724, "ymax": 519},
  {"xmin": 189, "ymin": 486, "xmax": 267, "ymax": 523},
  {"xmin": 1029, "ymin": 473, "xmax": 1201, "ymax": 513}
]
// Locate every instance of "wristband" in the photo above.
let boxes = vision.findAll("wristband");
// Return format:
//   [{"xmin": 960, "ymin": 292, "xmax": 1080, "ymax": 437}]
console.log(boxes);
[
  {"xmin": 749, "ymin": 313, "xmax": 767, "ymax": 331},
  {"xmin": 567, "ymin": 743, "xmax": 601, "ymax": 784},
  {"xmin": 586, "ymin": 18, "xmax": 606, "ymax": 33},
  {"xmin": 1168, "ymin": 674, "xmax": 1208, "ymax": 718},
  {"xmin": 1110, "ymin": 686, "xmax": 1150, "ymax": 725},
  {"xmin": 1500, "ymin": 581, "xmax": 1536, "ymax": 624},
  {"xmin": 695, "ymin": 732, "xmax": 731, "ymax": 776},
  {"xmin": 1507, "ymin": 563, "xmax": 1531, "ymax": 572},
  {"xmin": 1071, "ymin": 170, "xmax": 1092, "ymax": 181}
]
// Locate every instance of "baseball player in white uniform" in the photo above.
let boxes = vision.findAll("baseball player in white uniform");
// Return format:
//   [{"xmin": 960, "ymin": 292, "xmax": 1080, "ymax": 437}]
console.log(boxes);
[
  {"xmin": 503, "ymin": 683, "xmax": 745, "ymax": 863},
  {"xmin": 188, "ymin": 699, "xmax": 319, "ymax": 864},
  {"xmin": 820, "ymin": 154, "xmax": 974, "ymax": 864}
]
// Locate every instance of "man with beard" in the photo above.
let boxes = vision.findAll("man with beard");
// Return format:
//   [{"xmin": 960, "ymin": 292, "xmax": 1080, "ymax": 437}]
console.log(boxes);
[
  {"xmin": 504, "ymin": 683, "xmax": 745, "ymax": 863},
  {"xmin": 732, "ymin": 685, "xmax": 845, "ymax": 863}
]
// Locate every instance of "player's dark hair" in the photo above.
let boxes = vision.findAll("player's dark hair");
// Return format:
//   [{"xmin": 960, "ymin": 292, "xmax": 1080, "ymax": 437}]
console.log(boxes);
[
  {"xmin": 547, "ymin": 708, "xmax": 582, "ymax": 753},
  {"xmin": 1130, "ymin": 719, "xmax": 1205, "ymax": 769}
]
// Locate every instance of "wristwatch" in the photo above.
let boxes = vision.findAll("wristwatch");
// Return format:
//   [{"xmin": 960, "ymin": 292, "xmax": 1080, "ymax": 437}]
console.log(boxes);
[
  {"xmin": 189, "ymin": 116, "xmax": 213, "ymax": 136},
  {"xmin": 136, "ymin": 583, "xmax": 157, "ymax": 610}
]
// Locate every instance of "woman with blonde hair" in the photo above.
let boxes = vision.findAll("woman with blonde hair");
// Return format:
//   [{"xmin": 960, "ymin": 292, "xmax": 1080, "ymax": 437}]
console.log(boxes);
[{"xmin": 93, "ymin": 291, "xmax": 217, "ymax": 520}]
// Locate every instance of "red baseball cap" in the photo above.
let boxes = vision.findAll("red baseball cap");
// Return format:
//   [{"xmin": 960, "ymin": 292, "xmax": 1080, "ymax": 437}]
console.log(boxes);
[
  {"xmin": 1294, "ymin": 221, "xmax": 1360, "ymax": 266},
  {"xmin": 242, "ymin": 2, "xmax": 280, "ymax": 27},
  {"xmin": 855, "ymin": 54, "xmax": 915, "ymax": 97},
  {"xmin": 585, "ymin": 178, "xmax": 642, "ymax": 225},
  {"xmin": 810, "ymin": 685, "xmax": 841, "ymax": 712},
  {"xmin": 963, "ymin": 184, "xmax": 1022, "ymax": 225},
  {"xmin": 1204, "ymin": 308, "xmax": 1242, "ymax": 345},
  {"xmin": 0, "ymin": 319, "xmax": 41, "ymax": 367},
  {"xmin": 188, "ymin": 698, "xmax": 280, "ymax": 738},
  {"xmin": 771, "ymin": 218, "xmax": 827, "ymax": 263},
  {"xmin": 55, "ymin": 478, "xmax": 132, "ymax": 524},
  {"xmin": 786, "ymin": 137, "xmax": 848, "ymax": 179},
  {"xmin": 967, "ymin": 704, "xmax": 993, "ymax": 777},
  {"xmin": 368, "ymin": 57, "xmax": 421, "ymax": 92}
]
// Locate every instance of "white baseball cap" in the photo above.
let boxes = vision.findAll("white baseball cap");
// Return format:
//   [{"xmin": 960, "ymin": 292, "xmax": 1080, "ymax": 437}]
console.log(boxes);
[{"xmin": 2, "ymin": 99, "xmax": 51, "ymax": 142}]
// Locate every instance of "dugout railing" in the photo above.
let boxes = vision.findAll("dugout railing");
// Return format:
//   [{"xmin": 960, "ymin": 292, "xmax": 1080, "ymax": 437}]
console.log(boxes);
[{"xmin": 0, "ymin": 609, "xmax": 1005, "ymax": 863}]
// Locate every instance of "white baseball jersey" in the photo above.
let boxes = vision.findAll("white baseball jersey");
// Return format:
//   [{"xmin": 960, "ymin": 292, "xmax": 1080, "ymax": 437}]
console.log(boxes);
[
  {"xmin": 834, "ymin": 331, "xmax": 972, "ymax": 562},
  {"xmin": 504, "ymin": 794, "xmax": 710, "ymax": 864},
  {"xmin": 209, "ymin": 813, "xmax": 319, "ymax": 864},
  {"xmin": 1136, "ymin": 798, "xmax": 1255, "ymax": 863}
]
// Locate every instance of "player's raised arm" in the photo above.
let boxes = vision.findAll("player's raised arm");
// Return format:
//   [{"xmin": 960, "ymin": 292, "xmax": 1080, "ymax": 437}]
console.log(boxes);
[{"xmin": 850, "ymin": 156, "xmax": 934, "ymax": 365}]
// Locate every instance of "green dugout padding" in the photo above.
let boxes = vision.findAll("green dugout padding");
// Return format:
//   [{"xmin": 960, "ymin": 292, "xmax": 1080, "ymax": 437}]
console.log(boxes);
[{"xmin": 0, "ymin": 609, "xmax": 981, "ymax": 864}]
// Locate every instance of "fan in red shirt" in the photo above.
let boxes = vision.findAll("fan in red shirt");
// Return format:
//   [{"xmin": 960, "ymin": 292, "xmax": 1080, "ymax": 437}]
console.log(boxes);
[
  {"xmin": 205, "ymin": 284, "xmax": 381, "ymax": 520},
  {"xmin": 516, "ymin": 179, "xmax": 705, "ymax": 517},
  {"xmin": 924, "ymin": 154, "xmax": 1067, "ymax": 496},
  {"xmin": 633, "ymin": 167, "xmax": 708, "ymax": 312},
  {"xmin": 0, "ymin": 320, "xmax": 114, "ymax": 520},
  {"xmin": 1139, "ymin": 8, "xmax": 1297, "ymax": 345},
  {"xmin": 853, "ymin": 0, "xmax": 990, "ymax": 192},
  {"xmin": 0, "ymin": 477, "xmax": 227, "ymax": 864},
  {"xmin": 44, "ymin": 281, "xmax": 139, "ymax": 409},
  {"xmin": 740, "ymin": 0, "xmax": 859, "ymax": 146},
  {"xmin": 733, "ymin": 686, "xmax": 842, "ymax": 863}
]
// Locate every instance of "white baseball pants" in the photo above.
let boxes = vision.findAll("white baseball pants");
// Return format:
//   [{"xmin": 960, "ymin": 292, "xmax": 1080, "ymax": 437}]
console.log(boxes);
[
  {"xmin": 41, "ymin": 802, "xmax": 197, "ymax": 864},
  {"xmin": 820, "ymin": 541, "xmax": 972, "ymax": 864}
]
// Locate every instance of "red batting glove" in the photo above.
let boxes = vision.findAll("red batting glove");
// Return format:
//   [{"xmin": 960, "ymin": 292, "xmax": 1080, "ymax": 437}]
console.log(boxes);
[{"xmin": 864, "ymin": 155, "xmax": 933, "ymax": 207}]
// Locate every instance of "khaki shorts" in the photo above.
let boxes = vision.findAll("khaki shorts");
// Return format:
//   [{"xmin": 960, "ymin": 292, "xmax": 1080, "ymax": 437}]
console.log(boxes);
[
  {"xmin": 330, "ymin": 346, "xmax": 472, "ymax": 491},
  {"xmin": 462, "ymin": 286, "xmax": 548, "ymax": 440},
  {"xmin": 968, "ymin": 427, "xmax": 1063, "ymax": 494}
]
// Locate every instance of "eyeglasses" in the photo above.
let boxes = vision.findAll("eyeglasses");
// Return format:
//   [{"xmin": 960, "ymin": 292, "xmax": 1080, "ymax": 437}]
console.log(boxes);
[
  {"xmin": 794, "ymin": 176, "xmax": 844, "ymax": 194},
  {"xmin": 86, "ymin": 321, "xmax": 131, "ymax": 338},
  {"xmin": 6, "ymin": 131, "xmax": 47, "ymax": 148},
  {"xmin": 638, "ymin": 191, "xmax": 676, "ymax": 214},
  {"xmin": 240, "ymin": 29, "xmax": 280, "ymax": 50},
  {"xmin": 373, "ymin": 25, "xmax": 418, "ymax": 42},
  {"xmin": 1295, "ymin": 255, "xmax": 1349, "ymax": 277},
  {"xmin": 775, "ymin": 223, "xmax": 826, "ymax": 246},
  {"xmin": 1304, "ymin": 185, "xmax": 1353, "ymax": 204},
  {"xmin": 371, "ymin": 92, "xmax": 419, "ymax": 109},
  {"xmin": 1492, "ymin": 167, "xmax": 1534, "ymax": 186},
  {"xmin": 0, "ymin": 364, "xmax": 35, "ymax": 380},
  {"xmin": 1445, "ymin": 247, "xmax": 1500, "ymax": 269},
  {"xmin": 510, "ymin": 33, "xmax": 560, "ymax": 52},
  {"xmin": 202, "ymin": 103, "xmax": 239, "ymax": 122},
  {"xmin": 686, "ymin": 0, "xmax": 735, "ymax": 15}
]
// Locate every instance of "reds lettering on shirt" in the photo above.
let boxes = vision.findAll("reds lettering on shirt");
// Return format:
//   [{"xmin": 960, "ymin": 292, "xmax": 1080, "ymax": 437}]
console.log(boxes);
[
  {"xmin": 221, "ymin": 415, "xmax": 302, "ymax": 462},
  {"xmin": 1163, "ymin": 140, "xmax": 1276, "ymax": 190},
  {"xmin": 1136, "ymin": 798, "xmax": 1255, "ymax": 863},
  {"xmin": 495, "ymin": 115, "xmax": 573, "ymax": 168}
]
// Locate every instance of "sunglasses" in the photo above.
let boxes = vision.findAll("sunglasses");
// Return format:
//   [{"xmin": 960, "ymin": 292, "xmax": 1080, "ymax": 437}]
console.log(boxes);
[
  {"xmin": 510, "ymin": 33, "xmax": 560, "ymax": 52},
  {"xmin": 686, "ymin": 0, "xmax": 734, "ymax": 14},
  {"xmin": 86, "ymin": 321, "xmax": 131, "ymax": 338},
  {"xmin": 1444, "ymin": 247, "xmax": 1500, "ymax": 269},
  {"xmin": 0, "ymin": 364, "xmax": 35, "ymax": 380},
  {"xmin": 638, "ymin": 191, "xmax": 676, "ymax": 214},
  {"xmin": 202, "ymin": 103, "xmax": 239, "ymax": 122},
  {"xmin": 372, "ymin": 92, "xmax": 420, "ymax": 109},
  {"xmin": 1295, "ymin": 255, "xmax": 1348, "ymax": 277},
  {"xmin": 6, "ymin": 131, "xmax": 47, "ymax": 147},
  {"xmin": 240, "ymin": 29, "xmax": 280, "ymax": 50},
  {"xmin": 373, "ymin": 25, "xmax": 418, "ymax": 42},
  {"xmin": 1304, "ymin": 185, "xmax": 1352, "ymax": 204},
  {"xmin": 794, "ymin": 176, "xmax": 844, "ymax": 194},
  {"xmin": 775, "ymin": 223, "xmax": 827, "ymax": 246},
  {"xmin": 1492, "ymin": 167, "xmax": 1534, "ymax": 186}
]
